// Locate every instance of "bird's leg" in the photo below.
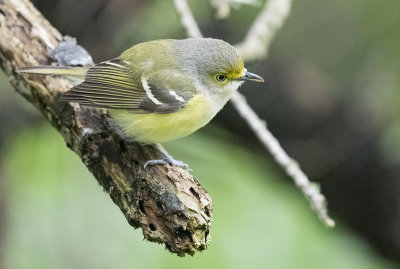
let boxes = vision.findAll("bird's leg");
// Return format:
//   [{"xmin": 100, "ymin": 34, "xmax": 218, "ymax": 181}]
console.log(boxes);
[{"xmin": 144, "ymin": 143, "xmax": 190, "ymax": 169}]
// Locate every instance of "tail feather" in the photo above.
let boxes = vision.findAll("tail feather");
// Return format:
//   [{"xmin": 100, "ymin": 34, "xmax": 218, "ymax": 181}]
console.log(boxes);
[{"xmin": 17, "ymin": 65, "xmax": 88, "ymax": 85}]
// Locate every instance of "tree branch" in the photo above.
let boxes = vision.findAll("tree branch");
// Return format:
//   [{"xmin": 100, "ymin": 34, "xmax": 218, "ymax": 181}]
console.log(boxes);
[
  {"xmin": 173, "ymin": 0, "xmax": 335, "ymax": 227},
  {"xmin": 0, "ymin": 0, "xmax": 212, "ymax": 256}
]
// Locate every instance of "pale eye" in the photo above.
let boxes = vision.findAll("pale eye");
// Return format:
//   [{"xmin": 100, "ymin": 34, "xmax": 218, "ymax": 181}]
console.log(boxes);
[{"xmin": 215, "ymin": 74, "xmax": 227, "ymax": 82}]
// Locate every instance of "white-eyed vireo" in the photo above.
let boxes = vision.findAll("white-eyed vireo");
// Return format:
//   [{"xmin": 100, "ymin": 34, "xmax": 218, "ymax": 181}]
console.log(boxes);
[{"xmin": 19, "ymin": 38, "xmax": 263, "ymax": 168}]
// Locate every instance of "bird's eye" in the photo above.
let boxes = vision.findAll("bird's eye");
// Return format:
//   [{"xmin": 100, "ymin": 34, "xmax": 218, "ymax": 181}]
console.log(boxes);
[{"xmin": 215, "ymin": 74, "xmax": 227, "ymax": 82}]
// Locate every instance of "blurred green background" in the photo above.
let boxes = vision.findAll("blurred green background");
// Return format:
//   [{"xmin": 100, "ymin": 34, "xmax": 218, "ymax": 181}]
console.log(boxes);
[{"xmin": 1, "ymin": 0, "xmax": 400, "ymax": 268}]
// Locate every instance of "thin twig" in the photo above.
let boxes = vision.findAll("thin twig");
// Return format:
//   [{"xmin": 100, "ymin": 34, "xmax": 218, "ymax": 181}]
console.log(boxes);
[
  {"xmin": 234, "ymin": 0, "xmax": 292, "ymax": 62},
  {"xmin": 173, "ymin": 0, "xmax": 335, "ymax": 227},
  {"xmin": 173, "ymin": 0, "xmax": 203, "ymax": 38},
  {"xmin": 210, "ymin": 0, "xmax": 230, "ymax": 20},
  {"xmin": 230, "ymin": 92, "xmax": 335, "ymax": 227}
]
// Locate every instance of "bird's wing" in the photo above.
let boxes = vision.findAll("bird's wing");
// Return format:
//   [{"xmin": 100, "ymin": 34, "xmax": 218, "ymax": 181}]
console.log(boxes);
[{"xmin": 60, "ymin": 59, "xmax": 194, "ymax": 114}]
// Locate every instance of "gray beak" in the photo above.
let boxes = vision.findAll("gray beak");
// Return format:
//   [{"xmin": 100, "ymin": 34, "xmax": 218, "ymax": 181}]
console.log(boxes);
[{"xmin": 238, "ymin": 71, "xmax": 264, "ymax": 82}]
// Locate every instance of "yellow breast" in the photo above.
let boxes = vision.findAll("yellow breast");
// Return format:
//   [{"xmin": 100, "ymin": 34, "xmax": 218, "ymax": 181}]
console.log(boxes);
[{"xmin": 110, "ymin": 94, "xmax": 218, "ymax": 144}]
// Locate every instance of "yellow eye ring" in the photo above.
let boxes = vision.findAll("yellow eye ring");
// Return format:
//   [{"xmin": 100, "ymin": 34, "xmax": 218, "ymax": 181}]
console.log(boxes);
[{"xmin": 215, "ymin": 74, "xmax": 227, "ymax": 82}]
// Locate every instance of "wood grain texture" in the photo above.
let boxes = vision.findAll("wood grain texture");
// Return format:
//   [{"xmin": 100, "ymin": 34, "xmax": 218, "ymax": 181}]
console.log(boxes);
[{"xmin": 0, "ymin": 0, "xmax": 212, "ymax": 256}]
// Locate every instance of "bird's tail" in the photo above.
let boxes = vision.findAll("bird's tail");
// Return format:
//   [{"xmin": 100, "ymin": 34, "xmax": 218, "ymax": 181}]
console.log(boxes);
[{"xmin": 17, "ymin": 66, "xmax": 88, "ymax": 85}]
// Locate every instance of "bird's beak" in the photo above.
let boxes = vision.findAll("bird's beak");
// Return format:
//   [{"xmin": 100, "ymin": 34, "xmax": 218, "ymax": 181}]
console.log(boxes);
[{"xmin": 238, "ymin": 71, "xmax": 264, "ymax": 82}]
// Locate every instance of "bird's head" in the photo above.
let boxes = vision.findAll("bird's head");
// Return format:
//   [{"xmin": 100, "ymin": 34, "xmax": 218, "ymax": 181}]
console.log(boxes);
[{"xmin": 172, "ymin": 38, "xmax": 263, "ymax": 96}]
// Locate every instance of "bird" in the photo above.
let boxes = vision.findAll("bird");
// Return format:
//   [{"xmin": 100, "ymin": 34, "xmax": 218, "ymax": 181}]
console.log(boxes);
[{"xmin": 18, "ymin": 38, "xmax": 264, "ymax": 168}]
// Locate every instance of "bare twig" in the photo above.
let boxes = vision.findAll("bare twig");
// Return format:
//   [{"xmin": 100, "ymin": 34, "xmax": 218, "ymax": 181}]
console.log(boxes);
[
  {"xmin": 0, "ymin": 0, "xmax": 212, "ymax": 256},
  {"xmin": 173, "ymin": 0, "xmax": 203, "ymax": 38},
  {"xmin": 210, "ymin": 0, "xmax": 261, "ymax": 20},
  {"xmin": 173, "ymin": 0, "xmax": 335, "ymax": 227},
  {"xmin": 234, "ymin": 0, "xmax": 291, "ymax": 62},
  {"xmin": 210, "ymin": 0, "xmax": 231, "ymax": 20},
  {"xmin": 230, "ymin": 92, "xmax": 335, "ymax": 227}
]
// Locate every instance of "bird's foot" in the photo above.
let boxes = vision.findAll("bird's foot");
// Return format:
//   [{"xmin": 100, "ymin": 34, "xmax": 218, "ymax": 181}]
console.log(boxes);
[{"xmin": 144, "ymin": 153, "xmax": 190, "ymax": 169}]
